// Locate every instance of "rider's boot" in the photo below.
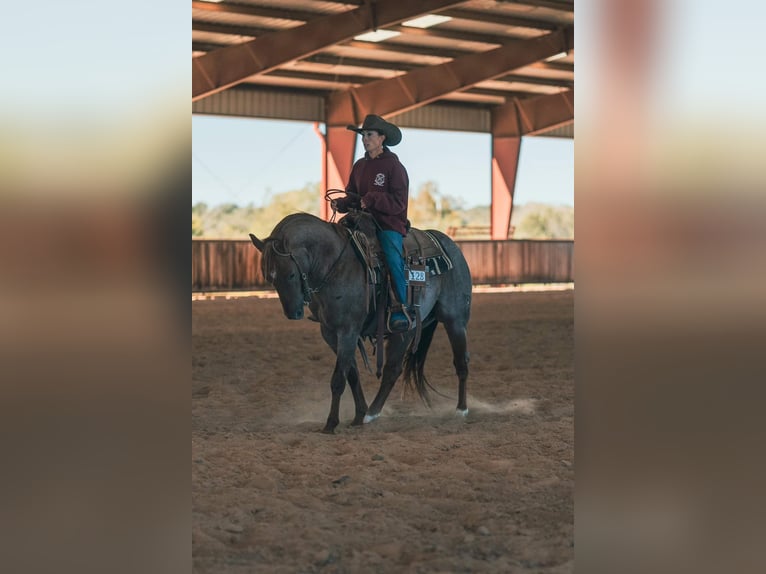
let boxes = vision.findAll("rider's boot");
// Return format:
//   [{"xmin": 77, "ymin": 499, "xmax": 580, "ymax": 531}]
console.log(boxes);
[
  {"xmin": 387, "ymin": 275, "xmax": 412, "ymax": 332},
  {"xmin": 388, "ymin": 306, "xmax": 410, "ymax": 332}
]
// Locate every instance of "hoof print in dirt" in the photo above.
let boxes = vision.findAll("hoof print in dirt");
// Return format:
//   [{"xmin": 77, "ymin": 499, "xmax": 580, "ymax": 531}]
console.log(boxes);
[{"xmin": 332, "ymin": 475, "xmax": 351, "ymax": 487}]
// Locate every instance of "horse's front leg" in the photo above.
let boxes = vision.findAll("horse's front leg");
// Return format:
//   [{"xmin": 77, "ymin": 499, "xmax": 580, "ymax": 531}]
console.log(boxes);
[
  {"xmin": 321, "ymin": 331, "xmax": 361, "ymax": 434},
  {"xmin": 322, "ymin": 359, "xmax": 346, "ymax": 434}
]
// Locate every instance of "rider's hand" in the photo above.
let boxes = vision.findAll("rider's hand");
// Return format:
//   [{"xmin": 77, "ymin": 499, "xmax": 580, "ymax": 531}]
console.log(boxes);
[{"xmin": 334, "ymin": 197, "xmax": 350, "ymax": 213}]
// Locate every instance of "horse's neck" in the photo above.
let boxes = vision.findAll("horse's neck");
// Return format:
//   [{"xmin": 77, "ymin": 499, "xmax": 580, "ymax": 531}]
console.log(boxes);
[{"xmin": 301, "ymin": 223, "xmax": 347, "ymax": 272}]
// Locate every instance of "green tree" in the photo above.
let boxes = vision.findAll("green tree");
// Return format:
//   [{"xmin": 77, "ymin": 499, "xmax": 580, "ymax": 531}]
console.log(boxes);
[
  {"xmin": 192, "ymin": 184, "xmax": 322, "ymax": 239},
  {"xmin": 408, "ymin": 181, "xmax": 438, "ymax": 227},
  {"xmin": 512, "ymin": 203, "xmax": 574, "ymax": 239},
  {"xmin": 192, "ymin": 202, "xmax": 207, "ymax": 237},
  {"xmin": 407, "ymin": 181, "xmax": 466, "ymax": 231},
  {"xmin": 191, "ymin": 183, "xmax": 573, "ymax": 240},
  {"xmin": 192, "ymin": 212, "xmax": 204, "ymax": 237}
]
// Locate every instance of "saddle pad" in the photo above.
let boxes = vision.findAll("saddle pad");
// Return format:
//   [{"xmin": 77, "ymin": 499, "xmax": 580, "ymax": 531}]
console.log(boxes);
[
  {"xmin": 405, "ymin": 229, "xmax": 453, "ymax": 276},
  {"xmin": 404, "ymin": 228, "xmax": 445, "ymax": 260},
  {"xmin": 348, "ymin": 227, "xmax": 453, "ymax": 282}
]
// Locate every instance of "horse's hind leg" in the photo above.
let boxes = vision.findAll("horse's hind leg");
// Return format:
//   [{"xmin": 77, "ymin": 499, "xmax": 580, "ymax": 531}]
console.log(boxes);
[
  {"xmin": 444, "ymin": 320, "xmax": 469, "ymax": 414},
  {"xmin": 347, "ymin": 362, "xmax": 368, "ymax": 426}
]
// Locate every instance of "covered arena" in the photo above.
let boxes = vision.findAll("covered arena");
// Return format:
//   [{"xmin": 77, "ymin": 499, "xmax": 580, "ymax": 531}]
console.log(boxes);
[{"xmin": 193, "ymin": 1, "xmax": 574, "ymax": 571}]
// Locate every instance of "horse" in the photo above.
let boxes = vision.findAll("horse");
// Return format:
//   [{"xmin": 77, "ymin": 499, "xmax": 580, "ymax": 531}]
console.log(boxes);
[{"xmin": 249, "ymin": 211, "xmax": 471, "ymax": 434}]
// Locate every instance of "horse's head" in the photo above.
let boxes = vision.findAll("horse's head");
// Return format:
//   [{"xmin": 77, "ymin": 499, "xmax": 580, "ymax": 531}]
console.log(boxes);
[{"xmin": 250, "ymin": 232, "xmax": 307, "ymax": 320}]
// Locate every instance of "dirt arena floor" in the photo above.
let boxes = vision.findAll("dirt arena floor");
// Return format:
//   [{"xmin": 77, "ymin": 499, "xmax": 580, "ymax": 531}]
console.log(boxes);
[{"xmin": 192, "ymin": 288, "xmax": 573, "ymax": 573}]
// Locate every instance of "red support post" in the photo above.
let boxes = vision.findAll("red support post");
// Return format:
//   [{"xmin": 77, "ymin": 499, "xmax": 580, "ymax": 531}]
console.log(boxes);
[
  {"xmin": 315, "ymin": 123, "xmax": 356, "ymax": 221},
  {"xmin": 491, "ymin": 136, "xmax": 521, "ymax": 240}
]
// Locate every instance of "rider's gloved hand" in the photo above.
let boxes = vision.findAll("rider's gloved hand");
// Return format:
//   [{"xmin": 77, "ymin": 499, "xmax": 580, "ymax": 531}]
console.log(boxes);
[{"xmin": 333, "ymin": 196, "xmax": 360, "ymax": 214}]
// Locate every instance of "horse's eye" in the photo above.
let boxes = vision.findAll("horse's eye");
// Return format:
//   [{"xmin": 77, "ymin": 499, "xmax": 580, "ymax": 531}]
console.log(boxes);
[{"xmin": 288, "ymin": 272, "xmax": 296, "ymax": 280}]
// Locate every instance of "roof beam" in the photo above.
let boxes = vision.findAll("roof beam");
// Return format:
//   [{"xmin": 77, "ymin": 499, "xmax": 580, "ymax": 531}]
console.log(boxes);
[
  {"xmin": 192, "ymin": 1, "xmax": 324, "ymax": 23},
  {"xmin": 387, "ymin": 23, "xmax": 506, "ymax": 47},
  {"xmin": 304, "ymin": 55, "xmax": 572, "ymax": 87},
  {"xmin": 196, "ymin": 45, "xmax": 572, "ymax": 83},
  {"xmin": 327, "ymin": 27, "xmax": 573, "ymax": 126},
  {"xmin": 192, "ymin": 0, "xmax": 464, "ymax": 101},
  {"xmin": 536, "ymin": 60, "xmax": 574, "ymax": 73},
  {"xmin": 510, "ymin": 0, "xmax": 574, "ymax": 12},
  {"xmin": 192, "ymin": 1, "xmax": 554, "ymax": 39},
  {"xmin": 192, "ymin": 21, "xmax": 268, "ymax": 39},
  {"xmin": 314, "ymin": 0, "xmax": 574, "ymax": 11},
  {"xmin": 491, "ymin": 89, "xmax": 574, "ymax": 137},
  {"xmin": 192, "ymin": 18, "xmax": 507, "ymax": 50},
  {"xmin": 499, "ymin": 74, "xmax": 573, "ymax": 87},
  {"xmin": 305, "ymin": 53, "xmax": 417, "ymax": 72},
  {"xmin": 194, "ymin": 42, "xmax": 572, "ymax": 90},
  {"xmin": 263, "ymin": 69, "xmax": 554, "ymax": 100},
  {"xmin": 268, "ymin": 67, "xmax": 570, "ymax": 91},
  {"xmin": 440, "ymin": 8, "xmax": 558, "ymax": 31}
]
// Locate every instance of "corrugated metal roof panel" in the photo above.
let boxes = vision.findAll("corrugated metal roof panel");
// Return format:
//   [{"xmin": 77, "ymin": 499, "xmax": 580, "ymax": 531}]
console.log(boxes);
[
  {"xmin": 389, "ymin": 104, "xmax": 491, "ymax": 133},
  {"xmin": 192, "ymin": 88, "xmax": 325, "ymax": 122},
  {"xmin": 535, "ymin": 122, "xmax": 574, "ymax": 138},
  {"xmin": 191, "ymin": 88, "xmax": 571, "ymax": 138},
  {"xmin": 191, "ymin": 87, "xmax": 497, "ymax": 133}
]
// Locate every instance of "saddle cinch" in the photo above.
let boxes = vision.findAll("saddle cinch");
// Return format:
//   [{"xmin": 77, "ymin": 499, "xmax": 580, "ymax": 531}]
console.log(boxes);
[{"xmin": 341, "ymin": 213, "xmax": 453, "ymax": 373}]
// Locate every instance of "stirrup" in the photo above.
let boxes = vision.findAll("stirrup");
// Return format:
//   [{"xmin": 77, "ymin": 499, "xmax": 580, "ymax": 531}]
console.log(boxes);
[{"xmin": 386, "ymin": 305, "xmax": 413, "ymax": 333}]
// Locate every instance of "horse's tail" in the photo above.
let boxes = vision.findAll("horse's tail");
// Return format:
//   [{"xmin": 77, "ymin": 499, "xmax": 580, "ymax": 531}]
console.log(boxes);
[{"xmin": 403, "ymin": 320, "xmax": 439, "ymax": 407}]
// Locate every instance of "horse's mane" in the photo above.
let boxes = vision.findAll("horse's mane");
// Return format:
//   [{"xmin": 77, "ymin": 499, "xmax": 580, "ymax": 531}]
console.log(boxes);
[
  {"xmin": 268, "ymin": 212, "xmax": 324, "ymax": 239},
  {"xmin": 338, "ymin": 211, "xmax": 378, "ymax": 238}
]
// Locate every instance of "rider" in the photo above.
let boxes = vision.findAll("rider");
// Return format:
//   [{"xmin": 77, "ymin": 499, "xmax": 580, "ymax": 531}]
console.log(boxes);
[{"xmin": 332, "ymin": 114, "xmax": 411, "ymax": 332}]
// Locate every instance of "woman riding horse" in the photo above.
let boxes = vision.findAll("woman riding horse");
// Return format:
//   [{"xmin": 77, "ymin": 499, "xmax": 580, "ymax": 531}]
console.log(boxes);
[{"xmin": 332, "ymin": 115, "xmax": 412, "ymax": 332}]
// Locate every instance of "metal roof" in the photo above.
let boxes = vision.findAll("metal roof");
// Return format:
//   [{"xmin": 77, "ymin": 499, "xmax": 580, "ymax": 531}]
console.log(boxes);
[{"xmin": 192, "ymin": 0, "xmax": 573, "ymax": 136}]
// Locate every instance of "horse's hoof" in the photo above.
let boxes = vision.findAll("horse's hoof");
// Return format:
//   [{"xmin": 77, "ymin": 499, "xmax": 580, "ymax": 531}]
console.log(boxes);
[
  {"xmin": 456, "ymin": 408, "xmax": 469, "ymax": 417},
  {"xmin": 320, "ymin": 426, "xmax": 335, "ymax": 434},
  {"xmin": 363, "ymin": 413, "xmax": 380, "ymax": 424}
]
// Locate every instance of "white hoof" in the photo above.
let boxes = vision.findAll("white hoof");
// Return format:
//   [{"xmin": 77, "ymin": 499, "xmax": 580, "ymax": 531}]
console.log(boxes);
[
  {"xmin": 363, "ymin": 413, "xmax": 380, "ymax": 424},
  {"xmin": 457, "ymin": 408, "xmax": 469, "ymax": 417}
]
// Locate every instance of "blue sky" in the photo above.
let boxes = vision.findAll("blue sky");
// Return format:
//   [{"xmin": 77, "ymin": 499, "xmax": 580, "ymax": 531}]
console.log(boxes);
[{"xmin": 192, "ymin": 115, "xmax": 574, "ymax": 209}]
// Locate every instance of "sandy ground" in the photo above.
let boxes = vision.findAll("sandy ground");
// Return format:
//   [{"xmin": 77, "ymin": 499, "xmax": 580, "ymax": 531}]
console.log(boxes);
[{"xmin": 192, "ymin": 289, "xmax": 574, "ymax": 573}]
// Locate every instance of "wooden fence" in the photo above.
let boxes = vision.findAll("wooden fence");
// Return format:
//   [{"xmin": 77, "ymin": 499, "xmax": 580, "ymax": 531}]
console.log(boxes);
[{"xmin": 192, "ymin": 238, "xmax": 574, "ymax": 292}]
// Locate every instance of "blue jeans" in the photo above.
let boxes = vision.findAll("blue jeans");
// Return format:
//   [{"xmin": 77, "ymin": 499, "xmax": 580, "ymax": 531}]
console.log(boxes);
[{"xmin": 377, "ymin": 229, "xmax": 407, "ymax": 305}]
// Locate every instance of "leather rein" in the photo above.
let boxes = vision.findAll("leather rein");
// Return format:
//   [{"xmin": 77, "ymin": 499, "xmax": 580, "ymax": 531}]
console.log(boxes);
[{"xmin": 266, "ymin": 230, "xmax": 351, "ymax": 305}]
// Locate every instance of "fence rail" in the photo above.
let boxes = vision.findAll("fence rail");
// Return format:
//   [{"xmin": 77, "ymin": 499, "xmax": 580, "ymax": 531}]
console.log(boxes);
[{"xmin": 192, "ymin": 238, "xmax": 574, "ymax": 292}]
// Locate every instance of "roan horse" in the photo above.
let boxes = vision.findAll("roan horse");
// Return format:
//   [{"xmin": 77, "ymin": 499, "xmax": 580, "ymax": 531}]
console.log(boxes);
[{"xmin": 249, "ymin": 211, "xmax": 471, "ymax": 433}]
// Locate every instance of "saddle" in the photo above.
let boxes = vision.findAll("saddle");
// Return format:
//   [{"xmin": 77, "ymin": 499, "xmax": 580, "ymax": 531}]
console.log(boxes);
[{"xmin": 341, "ymin": 213, "xmax": 453, "ymax": 376}]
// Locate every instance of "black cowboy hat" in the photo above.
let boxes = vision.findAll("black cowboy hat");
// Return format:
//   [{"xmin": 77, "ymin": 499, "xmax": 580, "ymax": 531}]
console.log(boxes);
[{"xmin": 346, "ymin": 114, "xmax": 402, "ymax": 146}]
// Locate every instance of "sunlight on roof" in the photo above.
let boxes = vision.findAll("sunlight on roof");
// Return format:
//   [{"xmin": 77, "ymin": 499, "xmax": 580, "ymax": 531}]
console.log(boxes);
[
  {"xmin": 402, "ymin": 15, "xmax": 453, "ymax": 29},
  {"xmin": 545, "ymin": 51, "xmax": 568, "ymax": 61},
  {"xmin": 354, "ymin": 29, "xmax": 401, "ymax": 42}
]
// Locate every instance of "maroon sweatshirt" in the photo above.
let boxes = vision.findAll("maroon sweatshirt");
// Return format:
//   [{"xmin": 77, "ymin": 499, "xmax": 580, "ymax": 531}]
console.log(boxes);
[{"xmin": 341, "ymin": 148, "xmax": 410, "ymax": 236}]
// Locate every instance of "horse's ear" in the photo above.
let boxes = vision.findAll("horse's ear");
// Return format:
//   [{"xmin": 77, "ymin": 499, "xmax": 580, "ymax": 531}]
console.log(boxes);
[{"xmin": 249, "ymin": 233, "xmax": 266, "ymax": 252}]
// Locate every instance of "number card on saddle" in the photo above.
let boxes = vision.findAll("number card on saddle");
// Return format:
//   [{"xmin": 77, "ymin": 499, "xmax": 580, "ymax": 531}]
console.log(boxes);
[{"xmin": 404, "ymin": 228, "xmax": 454, "ymax": 311}]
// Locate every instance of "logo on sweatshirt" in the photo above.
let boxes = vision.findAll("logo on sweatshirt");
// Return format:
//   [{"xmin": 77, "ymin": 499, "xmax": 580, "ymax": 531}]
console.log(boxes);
[{"xmin": 373, "ymin": 173, "xmax": 385, "ymax": 187}]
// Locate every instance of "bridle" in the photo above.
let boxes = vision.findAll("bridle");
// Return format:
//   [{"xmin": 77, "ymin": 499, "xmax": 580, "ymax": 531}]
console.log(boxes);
[{"xmin": 265, "ymin": 232, "xmax": 351, "ymax": 305}]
